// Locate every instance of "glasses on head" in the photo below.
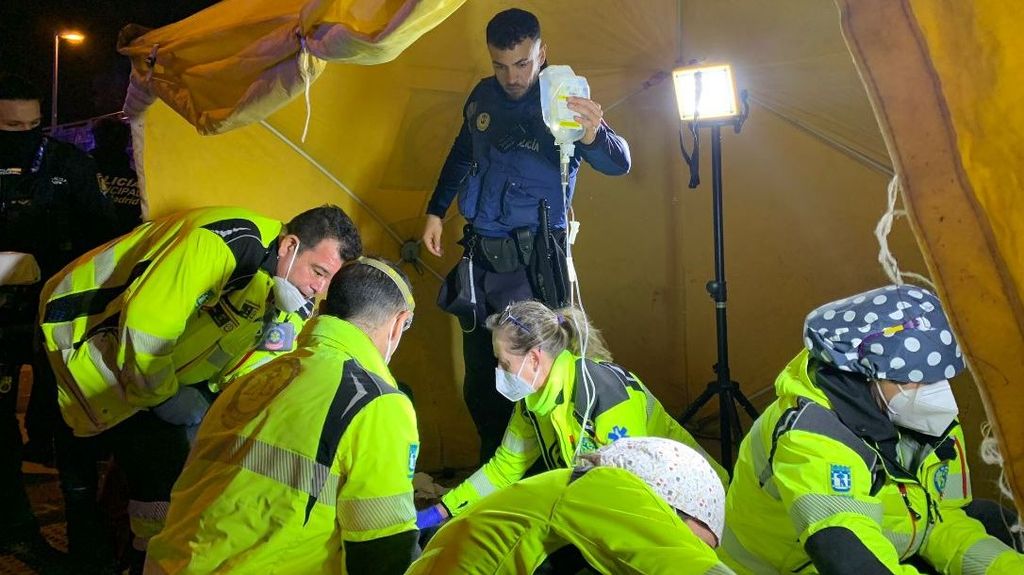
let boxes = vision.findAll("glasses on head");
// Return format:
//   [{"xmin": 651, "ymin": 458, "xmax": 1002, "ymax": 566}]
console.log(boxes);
[{"xmin": 500, "ymin": 305, "xmax": 530, "ymax": 333}]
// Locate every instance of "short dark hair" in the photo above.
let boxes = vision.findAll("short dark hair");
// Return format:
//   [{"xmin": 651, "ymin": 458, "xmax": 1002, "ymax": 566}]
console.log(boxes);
[
  {"xmin": 91, "ymin": 117, "xmax": 130, "ymax": 151},
  {"xmin": 0, "ymin": 74, "xmax": 42, "ymax": 102},
  {"xmin": 322, "ymin": 256, "xmax": 412, "ymax": 328},
  {"xmin": 285, "ymin": 204, "xmax": 362, "ymax": 262},
  {"xmin": 486, "ymin": 9, "xmax": 540, "ymax": 50}
]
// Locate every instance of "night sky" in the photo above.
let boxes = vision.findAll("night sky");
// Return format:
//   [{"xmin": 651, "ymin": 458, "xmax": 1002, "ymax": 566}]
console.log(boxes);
[{"xmin": 1, "ymin": 0, "xmax": 219, "ymax": 125}]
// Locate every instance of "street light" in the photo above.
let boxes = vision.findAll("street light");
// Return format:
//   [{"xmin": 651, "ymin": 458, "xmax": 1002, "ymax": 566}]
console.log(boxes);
[{"xmin": 52, "ymin": 30, "xmax": 85, "ymax": 130}]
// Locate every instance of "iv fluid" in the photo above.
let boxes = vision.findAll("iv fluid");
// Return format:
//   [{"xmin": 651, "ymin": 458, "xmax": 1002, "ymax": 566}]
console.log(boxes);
[{"xmin": 540, "ymin": 65, "xmax": 590, "ymax": 145}]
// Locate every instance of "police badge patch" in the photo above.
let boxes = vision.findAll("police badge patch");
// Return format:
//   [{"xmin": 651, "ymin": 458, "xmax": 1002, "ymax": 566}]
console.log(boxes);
[
  {"xmin": 830, "ymin": 464, "xmax": 852, "ymax": 493},
  {"xmin": 476, "ymin": 112, "xmax": 491, "ymax": 132}
]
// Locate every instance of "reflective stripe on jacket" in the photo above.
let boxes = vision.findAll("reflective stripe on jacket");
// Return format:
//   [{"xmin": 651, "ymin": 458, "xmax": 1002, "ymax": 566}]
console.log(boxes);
[
  {"xmin": 145, "ymin": 316, "xmax": 419, "ymax": 574},
  {"xmin": 720, "ymin": 349, "xmax": 1023, "ymax": 575},
  {"xmin": 411, "ymin": 467, "xmax": 734, "ymax": 575},
  {"xmin": 39, "ymin": 206, "xmax": 288, "ymax": 435},
  {"xmin": 441, "ymin": 350, "xmax": 728, "ymax": 515}
]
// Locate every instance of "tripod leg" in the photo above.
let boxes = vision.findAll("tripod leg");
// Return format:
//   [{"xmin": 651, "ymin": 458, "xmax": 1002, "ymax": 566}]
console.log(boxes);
[
  {"xmin": 732, "ymin": 386, "xmax": 760, "ymax": 421},
  {"xmin": 678, "ymin": 384, "xmax": 719, "ymax": 426}
]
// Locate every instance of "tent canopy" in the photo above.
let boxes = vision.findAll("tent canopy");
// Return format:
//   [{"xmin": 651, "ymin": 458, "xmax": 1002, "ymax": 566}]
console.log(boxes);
[{"xmin": 120, "ymin": 0, "xmax": 1022, "ymax": 508}]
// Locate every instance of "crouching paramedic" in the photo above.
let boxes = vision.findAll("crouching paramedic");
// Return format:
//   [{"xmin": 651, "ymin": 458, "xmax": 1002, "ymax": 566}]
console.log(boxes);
[
  {"xmin": 720, "ymin": 285, "xmax": 1024, "ymax": 574},
  {"xmin": 145, "ymin": 257, "xmax": 420, "ymax": 575},
  {"xmin": 417, "ymin": 300, "xmax": 728, "ymax": 528},
  {"xmin": 409, "ymin": 437, "xmax": 733, "ymax": 575},
  {"xmin": 38, "ymin": 205, "xmax": 361, "ymax": 561}
]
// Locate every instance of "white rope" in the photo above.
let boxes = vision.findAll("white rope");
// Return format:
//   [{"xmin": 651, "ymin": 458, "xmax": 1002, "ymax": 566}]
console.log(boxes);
[
  {"xmin": 258, "ymin": 119, "xmax": 444, "ymax": 283},
  {"xmin": 979, "ymin": 422, "xmax": 1024, "ymax": 549},
  {"xmin": 875, "ymin": 175, "xmax": 934, "ymax": 289},
  {"xmin": 297, "ymin": 35, "xmax": 314, "ymax": 144}
]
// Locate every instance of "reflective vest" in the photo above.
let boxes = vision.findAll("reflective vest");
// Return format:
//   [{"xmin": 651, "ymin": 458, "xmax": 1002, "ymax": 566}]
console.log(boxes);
[
  {"xmin": 39, "ymin": 206, "xmax": 294, "ymax": 436},
  {"xmin": 441, "ymin": 351, "xmax": 729, "ymax": 515},
  {"xmin": 720, "ymin": 350, "xmax": 1024, "ymax": 574},
  {"xmin": 145, "ymin": 316, "xmax": 419, "ymax": 574},
  {"xmin": 410, "ymin": 467, "xmax": 734, "ymax": 575}
]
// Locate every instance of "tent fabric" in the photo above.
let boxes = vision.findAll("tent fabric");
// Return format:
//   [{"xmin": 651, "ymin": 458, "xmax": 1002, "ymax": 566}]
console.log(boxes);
[
  {"xmin": 838, "ymin": 0, "xmax": 1024, "ymax": 507},
  {"xmin": 118, "ymin": 0, "xmax": 466, "ymax": 135},
  {"xmin": 119, "ymin": 0, "xmax": 1016, "ymax": 511}
]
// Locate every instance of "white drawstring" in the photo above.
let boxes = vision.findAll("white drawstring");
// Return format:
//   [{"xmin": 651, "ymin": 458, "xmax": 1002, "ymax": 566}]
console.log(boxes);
[
  {"xmin": 297, "ymin": 35, "xmax": 314, "ymax": 143},
  {"xmin": 875, "ymin": 175, "xmax": 934, "ymax": 289}
]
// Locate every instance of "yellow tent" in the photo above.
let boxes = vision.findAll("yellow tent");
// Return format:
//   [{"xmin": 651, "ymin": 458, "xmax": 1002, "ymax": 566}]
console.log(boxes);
[{"xmin": 119, "ymin": 0, "xmax": 1022, "ymax": 509}]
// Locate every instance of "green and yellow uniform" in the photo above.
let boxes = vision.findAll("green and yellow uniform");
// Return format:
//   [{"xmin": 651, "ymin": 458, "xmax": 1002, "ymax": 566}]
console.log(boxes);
[
  {"xmin": 442, "ymin": 351, "xmax": 728, "ymax": 515},
  {"xmin": 145, "ymin": 316, "xmax": 419, "ymax": 574},
  {"xmin": 720, "ymin": 350, "xmax": 1024, "ymax": 574},
  {"xmin": 411, "ymin": 467, "xmax": 733, "ymax": 574},
  {"xmin": 39, "ymin": 206, "xmax": 309, "ymax": 436}
]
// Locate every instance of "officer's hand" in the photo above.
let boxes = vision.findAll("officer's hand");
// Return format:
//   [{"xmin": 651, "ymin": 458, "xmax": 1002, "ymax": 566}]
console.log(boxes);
[
  {"xmin": 567, "ymin": 96, "xmax": 604, "ymax": 146},
  {"xmin": 416, "ymin": 504, "xmax": 448, "ymax": 530},
  {"xmin": 422, "ymin": 215, "xmax": 444, "ymax": 258},
  {"xmin": 151, "ymin": 385, "xmax": 210, "ymax": 427}
]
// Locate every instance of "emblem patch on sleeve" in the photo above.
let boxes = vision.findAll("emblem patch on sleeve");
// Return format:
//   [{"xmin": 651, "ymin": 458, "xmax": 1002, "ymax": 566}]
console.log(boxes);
[
  {"xmin": 830, "ymin": 464, "xmax": 852, "ymax": 493},
  {"xmin": 408, "ymin": 443, "xmax": 420, "ymax": 479}
]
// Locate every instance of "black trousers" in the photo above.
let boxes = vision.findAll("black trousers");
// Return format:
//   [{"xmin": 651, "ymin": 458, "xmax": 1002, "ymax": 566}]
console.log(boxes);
[
  {"xmin": 456, "ymin": 265, "xmax": 534, "ymax": 464},
  {"xmin": 0, "ymin": 361, "xmax": 37, "ymax": 539},
  {"xmin": 56, "ymin": 410, "xmax": 191, "ymax": 565}
]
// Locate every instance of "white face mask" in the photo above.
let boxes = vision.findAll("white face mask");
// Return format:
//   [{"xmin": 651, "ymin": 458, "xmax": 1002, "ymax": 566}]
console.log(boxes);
[
  {"xmin": 877, "ymin": 379, "xmax": 959, "ymax": 436},
  {"xmin": 272, "ymin": 240, "xmax": 307, "ymax": 313},
  {"xmin": 495, "ymin": 353, "xmax": 540, "ymax": 402}
]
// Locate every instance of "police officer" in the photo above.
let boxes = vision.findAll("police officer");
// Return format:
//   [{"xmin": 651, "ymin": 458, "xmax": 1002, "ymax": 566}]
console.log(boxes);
[
  {"xmin": 720, "ymin": 285, "xmax": 1024, "ymax": 574},
  {"xmin": 421, "ymin": 8, "xmax": 631, "ymax": 463},
  {"xmin": 39, "ymin": 204, "xmax": 361, "ymax": 572},
  {"xmin": 1, "ymin": 73, "xmax": 116, "ymax": 570},
  {"xmin": 409, "ymin": 437, "xmax": 731, "ymax": 575},
  {"xmin": 145, "ymin": 257, "xmax": 419, "ymax": 575}
]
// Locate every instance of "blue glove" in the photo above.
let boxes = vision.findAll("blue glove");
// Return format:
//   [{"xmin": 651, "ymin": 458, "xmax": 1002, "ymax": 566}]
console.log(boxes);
[
  {"xmin": 416, "ymin": 505, "xmax": 446, "ymax": 530},
  {"xmin": 151, "ymin": 385, "xmax": 210, "ymax": 426}
]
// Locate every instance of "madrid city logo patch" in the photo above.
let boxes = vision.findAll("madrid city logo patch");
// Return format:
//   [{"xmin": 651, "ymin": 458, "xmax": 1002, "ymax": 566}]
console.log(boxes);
[
  {"xmin": 830, "ymin": 464, "xmax": 852, "ymax": 493},
  {"xmin": 934, "ymin": 463, "xmax": 949, "ymax": 493}
]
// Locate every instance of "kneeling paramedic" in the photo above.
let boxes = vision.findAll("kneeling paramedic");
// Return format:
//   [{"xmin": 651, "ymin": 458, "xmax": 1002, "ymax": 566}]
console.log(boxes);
[
  {"xmin": 417, "ymin": 300, "xmax": 728, "ymax": 527},
  {"xmin": 720, "ymin": 285, "xmax": 1024, "ymax": 574},
  {"xmin": 38, "ymin": 205, "xmax": 361, "ymax": 564},
  {"xmin": 408, "ymin": 437, "xmax": 732, "ymax": 574},
  {"xmin": 145, "ymin": 257, "xmax": 420, "ymax": 575}
]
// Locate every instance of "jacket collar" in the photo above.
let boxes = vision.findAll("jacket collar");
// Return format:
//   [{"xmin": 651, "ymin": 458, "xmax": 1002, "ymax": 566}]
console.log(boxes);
[
  {"xmin": 306, "ymin": 315, "xmax": 396, "ymax": 387},
  {"xmin": 526, "ymin": 349, "xmax": 575, "ymax": 416}
]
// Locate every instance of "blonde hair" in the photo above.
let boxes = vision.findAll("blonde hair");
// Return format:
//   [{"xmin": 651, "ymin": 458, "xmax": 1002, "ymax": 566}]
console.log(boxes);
[{"xmin": 485, "ymin": 300, "xmax": 612, "ymax": 362}]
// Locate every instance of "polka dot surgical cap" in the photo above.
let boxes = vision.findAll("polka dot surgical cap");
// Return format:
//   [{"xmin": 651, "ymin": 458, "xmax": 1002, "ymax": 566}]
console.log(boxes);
[{"xmin": 803, "ymin": 284, "xmax": 965, "ymax": 384}]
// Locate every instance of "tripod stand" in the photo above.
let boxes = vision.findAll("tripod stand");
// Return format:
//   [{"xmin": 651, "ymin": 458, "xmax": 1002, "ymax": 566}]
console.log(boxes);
[{"xmin": 678, "ymin": 119, "xmax": 759, "ymax": 473}]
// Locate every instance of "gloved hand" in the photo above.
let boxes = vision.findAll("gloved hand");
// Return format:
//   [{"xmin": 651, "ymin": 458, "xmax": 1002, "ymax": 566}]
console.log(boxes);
[
  {"xmin": 416, "ymin": 504, "xmax": 448, "ymax": 530},
  {"xmin": 151, "ymin": 385, "xmax": 210, "ymax": 427}
]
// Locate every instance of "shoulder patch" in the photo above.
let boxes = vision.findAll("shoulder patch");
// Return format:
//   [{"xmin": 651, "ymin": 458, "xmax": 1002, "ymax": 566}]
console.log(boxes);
[{"xmin": 830, "ymin": 464, "xmax": 852, "ymax": 492}]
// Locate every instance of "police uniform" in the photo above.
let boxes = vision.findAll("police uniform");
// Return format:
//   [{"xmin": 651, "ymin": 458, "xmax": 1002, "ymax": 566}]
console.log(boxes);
[
  {"xmin": 410, "ymin": 467, "xmax": 733, "ymax": 575},
  {"xmin": 440, "ymin": 350, "xmax": 728, "ymax": 516},
  {"xmin": 428, "ymin": 73, "xmax": 631, "ymax": 462},
  {"xmin": 720, "ymin": 286, "xmax": 1024, "ymax": 574},
  {"xmin": 145, "ymin": 316, "xmax": 420, "ymax": 575}
]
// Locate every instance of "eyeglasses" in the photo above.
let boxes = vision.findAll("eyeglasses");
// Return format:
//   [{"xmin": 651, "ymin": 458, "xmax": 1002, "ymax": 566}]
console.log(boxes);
[
  {"xmin": 403, "ymin": 313, "xmax": 414, "ymax": 332},
  {"xmin": 500, "ymin": 305, "xmax": 530, "ymax": 333}
]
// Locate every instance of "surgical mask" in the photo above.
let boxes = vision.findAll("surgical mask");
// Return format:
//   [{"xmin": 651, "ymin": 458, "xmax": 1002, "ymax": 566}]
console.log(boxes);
[
  {"xmin": 495, "ymin": 354, "xmax": 540, "ymax": 402},
  {"xmin": 272, "ymin": 241, "xmax": 307, "ymax": 313},
  {"xmin": 0, "ymin": 127, "xmax": 43, "ymax": 170},
  {"xmin": 877, "ymin": 380, "xmax": 959, "ymax": 436}
]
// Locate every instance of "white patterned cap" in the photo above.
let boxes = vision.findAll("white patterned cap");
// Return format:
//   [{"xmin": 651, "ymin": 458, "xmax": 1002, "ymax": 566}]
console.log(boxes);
[
  {"xmin": 579, "ymin": 437, "xmax": 725, "ymax": 546},
  {"xmin": 803, "ymin": 284, "xmax": 965, "ymax": 384}
]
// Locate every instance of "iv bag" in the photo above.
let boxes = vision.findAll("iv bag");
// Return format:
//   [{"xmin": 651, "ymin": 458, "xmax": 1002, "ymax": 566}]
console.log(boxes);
[{"xmin": 540, "ymin": 65, "xmax": 591, "ymax": 146}]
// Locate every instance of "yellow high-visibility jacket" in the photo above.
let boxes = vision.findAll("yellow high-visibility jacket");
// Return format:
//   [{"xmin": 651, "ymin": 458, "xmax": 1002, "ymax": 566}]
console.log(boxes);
[
  {"xmin": 145, "ymin": 316, "xmax": 419, "ymax": 574},
  {"xmin": 720, "ymin": 350, "xmax": 1024, "ymax": 574},
  {"xmin": 441, "ymin": 350, "xmax": 728, "ymax": 516},
  {"xmin": 39, "ymin": 206, "xmax": 304, "ymax": 436},
  {"xmin": 410, "ymin": 467, "xmax": 734, "ymax": 575}
]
